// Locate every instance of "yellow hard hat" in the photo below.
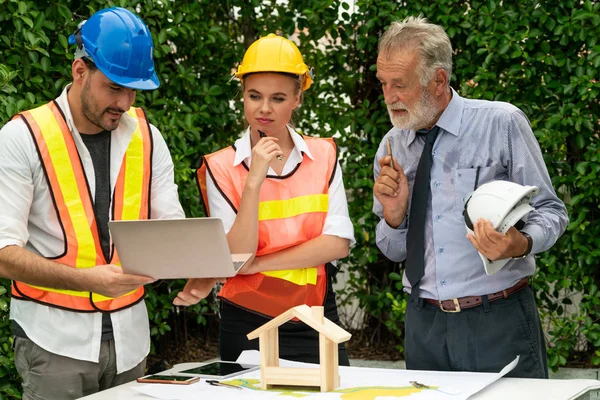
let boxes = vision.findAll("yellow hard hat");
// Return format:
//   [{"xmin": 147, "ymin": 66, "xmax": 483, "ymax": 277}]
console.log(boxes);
[{"xmin": 235, "ymin": 33, "xmax": 314, "ymax": 91}]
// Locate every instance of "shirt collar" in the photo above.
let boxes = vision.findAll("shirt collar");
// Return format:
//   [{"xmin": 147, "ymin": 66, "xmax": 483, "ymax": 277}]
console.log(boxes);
[
  {"xmin": 435, "ymin": 87, "xmax": 463, "ymax": 137},
  {"xmin": 406, "ymin": 87, "xmax": 463, "ymax": 146},
  {"xmin": 232, "ymin": 126, "xmax": 314, "ymax": 167}
]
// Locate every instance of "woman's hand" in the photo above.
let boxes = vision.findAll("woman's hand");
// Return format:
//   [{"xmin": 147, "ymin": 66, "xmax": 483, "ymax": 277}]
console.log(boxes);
[
  {"xmin": 247, "ymin": 137, "xmax": 283, "ymax": 187},
  {"xmin": 172, "ymin": 278, "xmax": 223, "ymax": 306}
]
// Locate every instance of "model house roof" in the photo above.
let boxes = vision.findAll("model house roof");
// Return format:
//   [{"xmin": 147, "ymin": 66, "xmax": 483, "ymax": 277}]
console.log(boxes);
[{"xmin": 247, "ymin": 305, "xmax": 351, "ymax": 343}]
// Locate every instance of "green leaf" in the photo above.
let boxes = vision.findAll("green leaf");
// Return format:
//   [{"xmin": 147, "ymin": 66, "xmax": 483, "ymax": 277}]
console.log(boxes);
[
  {"xmin": 572, "ymin": 10, "xmax": 592, "ymax": 22},
  {"xmin": 575, "ymin": 134, "xmax": 585, "ymax": 149},
  {"xmin": 58, "ymin": 34, "xmax": 68, "ymax": 49},
  {"xmin": 208, "ymin": 85, "xmax": 222, "ymax": 96},
  {"xmin": 389, "ymin": 272, "xmax": 402, "ymax": 281},
  {"xmin": 498, "ymin": 43, "xmax": 510, "ymax": 55},
  {"xmin": 576, "ymin": 162, "xmax": 588, "ymax": 175},
  {"xmin": 21, "ymin": 16, "xmax": 34, "ymax": 28},
  {"xmin": 40, "ymin": 57, "xmax": 50, "ymax": 72},
  {"xmin": 6, "ymin": 103, "xmax": 15, "ymax": 117},
  {"xmin": 34, "ymin": 11, "xmax": 45, "ymax": 30},
  {"xmin": 158, "ymin": 30, "xmax": 167, "ymax": 44},
  {"xmin": 57, "ymin": 4, "xmax": 71, "ymax": 20},
  {"xmin": 28, "ymin": 50, "xmax": 39, "ymax": 63},
  {"xmin": 510, "ymin": 46, "xmax": 522, "ymax": 58},
  {"xmin": 545, "ymin": 17, "xmax": 556, "ymax": 31}
]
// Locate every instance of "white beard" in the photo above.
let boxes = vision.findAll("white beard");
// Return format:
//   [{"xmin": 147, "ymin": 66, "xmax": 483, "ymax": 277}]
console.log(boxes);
[{"xmin": 387, "ymin": 88, "xmax": 439, "ymax": 131}]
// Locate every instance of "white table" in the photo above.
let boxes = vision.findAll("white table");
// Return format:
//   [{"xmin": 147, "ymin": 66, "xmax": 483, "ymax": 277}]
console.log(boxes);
[{"xmin": 78, "ymin": 362, "xmax": 600, "ymax": 400}]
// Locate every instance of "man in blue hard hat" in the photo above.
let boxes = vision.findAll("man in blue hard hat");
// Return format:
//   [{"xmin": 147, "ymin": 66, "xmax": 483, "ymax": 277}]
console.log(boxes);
[{"xmin": 0, "ymin": 7, "xmax": 189, "ymax": 399}]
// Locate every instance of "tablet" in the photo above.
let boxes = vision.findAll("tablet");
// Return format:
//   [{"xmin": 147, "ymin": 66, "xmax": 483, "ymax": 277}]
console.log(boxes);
[{"xmin": 177, "ymin": 361, "xmax": 259, "ymax": 379}]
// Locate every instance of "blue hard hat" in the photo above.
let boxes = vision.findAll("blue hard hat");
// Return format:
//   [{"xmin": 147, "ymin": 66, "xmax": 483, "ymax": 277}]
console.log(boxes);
[{"xmin": 68, "ymin": 7, "xmax": 159, "ymax": 90}]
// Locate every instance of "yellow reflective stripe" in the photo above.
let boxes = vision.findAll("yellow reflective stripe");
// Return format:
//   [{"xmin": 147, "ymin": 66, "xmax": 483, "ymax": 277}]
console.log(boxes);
[
  {"xmin": 21, "ymin": 285, "xmax": 136, "ymax": 300},
  {"xmin": 261, "ymin": 268, "xmax": 318, "ymax": 285},
  {"xmin": 30, "ymin": 106, "xmax": 96, "ymax": 268},
  {"xmin": 258, "ymin": 194, "xmax": 328, "ymax": 221},
  {"xmin": 120, "ymin": 109, "xmax": 144, "ymax": 220},
  {"xmin": 25, "ymin": 285, "xmax": 91, "ymax": 297}
]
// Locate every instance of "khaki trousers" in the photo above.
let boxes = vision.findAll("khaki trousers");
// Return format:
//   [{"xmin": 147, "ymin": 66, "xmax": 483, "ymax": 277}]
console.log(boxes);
[{"xmin": 14, "ymin": 337, "xmax": 146, "ymax": 400}]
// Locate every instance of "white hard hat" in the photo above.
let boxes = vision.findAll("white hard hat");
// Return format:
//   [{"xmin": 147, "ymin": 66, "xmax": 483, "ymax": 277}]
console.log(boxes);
[{"xmin": 463, "ymin": 180, "xmax": 539, "ymax": 275}]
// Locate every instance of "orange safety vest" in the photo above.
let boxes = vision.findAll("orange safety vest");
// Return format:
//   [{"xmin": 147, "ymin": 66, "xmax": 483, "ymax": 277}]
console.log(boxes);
[
  {"xmin": 197, "ymin": 136, "xmax": 337, "ymax": 318},
  {"xmin": 11, "ymin": 100, "xmax": 152, "ymax": 312}
]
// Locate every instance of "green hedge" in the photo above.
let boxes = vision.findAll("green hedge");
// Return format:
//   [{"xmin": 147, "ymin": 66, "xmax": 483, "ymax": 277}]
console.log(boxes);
[{"xmin": 1, "ymin": 0, "xmax": 598, "ymax": 398}]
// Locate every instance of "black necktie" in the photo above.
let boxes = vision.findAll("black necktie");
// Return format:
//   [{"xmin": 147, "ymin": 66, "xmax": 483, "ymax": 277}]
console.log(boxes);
[{"xmin": 405, "ymin": 126, "xmax": 440, "ymax": 296}]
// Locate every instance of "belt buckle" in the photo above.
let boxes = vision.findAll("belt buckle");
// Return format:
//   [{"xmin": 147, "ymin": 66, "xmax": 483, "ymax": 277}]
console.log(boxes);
[{"xmin": 439, "ymin": 298, "xmax": 461, "ymax": 313}]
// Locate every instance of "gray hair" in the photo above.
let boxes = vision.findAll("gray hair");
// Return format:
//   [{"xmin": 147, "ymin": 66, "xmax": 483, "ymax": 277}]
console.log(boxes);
[{"xmin": 378, "ymin": 16, "xmax": 453, "ymax": 87}]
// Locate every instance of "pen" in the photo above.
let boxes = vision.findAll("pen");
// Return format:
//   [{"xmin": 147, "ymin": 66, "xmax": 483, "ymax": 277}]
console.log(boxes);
[
  {"xmin": 386, "ymin": 137, "xmax": 394, "ymax": 168},
  {"xmin": 206, "ymin": 380, "xmax": 242, "ymax": 390}
]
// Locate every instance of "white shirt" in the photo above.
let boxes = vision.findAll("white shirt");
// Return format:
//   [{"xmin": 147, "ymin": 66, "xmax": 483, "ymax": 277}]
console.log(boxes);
[
  {"xmin": 206, "ymin": 127, "xmax": 355, "ymax": 246},
  {"xmin": 0, "ymin": 86, "xmax": 185, "ymax": 373}
]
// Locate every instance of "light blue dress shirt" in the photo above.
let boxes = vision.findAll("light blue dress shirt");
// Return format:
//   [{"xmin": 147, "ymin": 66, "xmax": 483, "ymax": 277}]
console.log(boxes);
[{"xmin": 373, "ymin": 88, "xmax": 568, "ymax": 300}]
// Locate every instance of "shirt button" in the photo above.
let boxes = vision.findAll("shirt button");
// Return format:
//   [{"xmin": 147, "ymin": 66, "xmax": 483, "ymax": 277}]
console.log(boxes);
[
  {"xmin": 432, "ymin": 150, "xmax": 438, "ymax": 156},
  {"xmin": 434, "ymin": 182, "xmax": 441, "ymax": 188},
  {"xmin": 441, "ymin": 280, "xmax": 446, "ymax": 285},
  {"xmin": 436, "ymin": 215, "xmax": 442, "ymax": 221},
  {"xmin": 438, "ymin": 247, "xmax": 444, "ymax": 253}
]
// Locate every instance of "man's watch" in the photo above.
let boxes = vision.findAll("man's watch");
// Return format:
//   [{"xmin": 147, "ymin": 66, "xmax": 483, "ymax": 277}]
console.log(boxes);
[{"xmin": 516, "ymin": 232, "xmax": 533, "ymax": 258}]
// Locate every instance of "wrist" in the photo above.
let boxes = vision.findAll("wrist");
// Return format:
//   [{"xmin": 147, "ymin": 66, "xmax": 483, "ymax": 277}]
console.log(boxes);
[
  {"xmin": 515, "ymin": 232, "xmax": 533, "ymax": 258},
  {"xmin": 70, "ymin": 266, "xmax": 90, "ymax": 292},
  {"xmin": 244, "ymin": 179, "xmax": 262, "ymax": 192},
  {"xmin": 383, "ymin": 209, "xmax": 406, "ymax": 229}
]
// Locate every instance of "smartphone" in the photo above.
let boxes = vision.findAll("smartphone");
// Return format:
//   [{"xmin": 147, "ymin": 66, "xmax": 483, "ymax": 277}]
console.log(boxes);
[
  {"xmin": 177, "ymin": 361, "xmax": 259, "ymax": 379},
  {"xmin": 136, "ymin": 374, "xmax": 200, "ymax": 385}
]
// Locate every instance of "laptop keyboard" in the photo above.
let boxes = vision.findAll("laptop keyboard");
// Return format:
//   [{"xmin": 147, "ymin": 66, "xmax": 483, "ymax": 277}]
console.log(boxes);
[{"xmin": 233, "ymin": 261, "xmax": 245, "ymax": 271}]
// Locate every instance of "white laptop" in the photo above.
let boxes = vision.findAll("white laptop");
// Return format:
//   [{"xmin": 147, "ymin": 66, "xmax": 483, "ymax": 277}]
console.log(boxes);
[{"xmin": 108, "ymin": 218, "xmax": 252, "ymax": 279}]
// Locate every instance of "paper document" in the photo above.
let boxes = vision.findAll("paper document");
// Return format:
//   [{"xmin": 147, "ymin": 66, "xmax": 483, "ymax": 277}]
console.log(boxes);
[
  {"xmin": 132, "ymin": 352, "xmax": 519, "ymax": 400},
  {"xmin": 232, "ymin": 350, "xmax": 519, "ymax": 399},
  {"xmin": 132, "ymin": 381, "xmax": 280, "ymax": 400}
]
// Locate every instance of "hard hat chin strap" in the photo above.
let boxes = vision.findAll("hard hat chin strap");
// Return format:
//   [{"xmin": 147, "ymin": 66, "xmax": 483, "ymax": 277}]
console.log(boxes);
[
  {"xmin": 463, "ymin": 202, "xmax": 475, "ymax": 231},
  {"xmin": 473, "ymin": 166, "xmax": 481, "ymax": 191},
  {"xmin": 462, "ymin": 166, "xmax": 482, "ymax": 231}
]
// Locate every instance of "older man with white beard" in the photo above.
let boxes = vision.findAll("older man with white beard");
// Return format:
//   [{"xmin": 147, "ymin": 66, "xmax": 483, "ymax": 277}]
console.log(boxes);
[{"xmin": 372, "ymin": 16, "xmax": 567, "ymax": 378}]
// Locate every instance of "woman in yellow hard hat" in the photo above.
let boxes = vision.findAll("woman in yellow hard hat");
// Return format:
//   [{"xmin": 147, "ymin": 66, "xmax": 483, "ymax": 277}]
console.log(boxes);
[{"xmin": 175, "ymin": 34, "xmax": 355, "ymax": 365}]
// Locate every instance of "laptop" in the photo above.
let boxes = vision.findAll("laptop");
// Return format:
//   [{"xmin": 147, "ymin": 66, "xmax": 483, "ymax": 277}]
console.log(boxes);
[{"xmin": 108, "ymin": 218, "xmax": 253, "ymax": 279}]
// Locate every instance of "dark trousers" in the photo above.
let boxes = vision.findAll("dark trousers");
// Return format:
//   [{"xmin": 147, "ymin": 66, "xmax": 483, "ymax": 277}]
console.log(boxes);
[
  {"xmin": 219, "ymin": 275, "xmax": 350, "ymax": 366},
  {"xmin": 405, "ymin": 286, "xmax": 548, "ymax": 378}
]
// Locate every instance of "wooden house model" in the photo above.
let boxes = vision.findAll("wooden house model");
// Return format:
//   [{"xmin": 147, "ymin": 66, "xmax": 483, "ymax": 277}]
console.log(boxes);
[{"xmin": 246, "ymin": 304, "xmax": 352, "ymax": 392}]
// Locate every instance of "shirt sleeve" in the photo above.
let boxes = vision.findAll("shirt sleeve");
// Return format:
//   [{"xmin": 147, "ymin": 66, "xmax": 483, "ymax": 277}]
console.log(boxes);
[
  {"xmin": 0, "ymin": 119, "xmax": 35, "ymax": 250},
  {"xmin": 148, "ymin": 125, "xmax": 185, "ymax": 220},
  {"xmin": 507, "ymin": 111, "xmax": 569, "ymax": 254},
  {"xmin": 205, "ymin": 170, "xmax": 237, "ymax": 234},
  {"xmin": 322, "ymin": 161, "xmax": 355, "ymax": 246},
  {"xmin": 373, "ymin": 136, "xmax": 408, "ymax": 262}
]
